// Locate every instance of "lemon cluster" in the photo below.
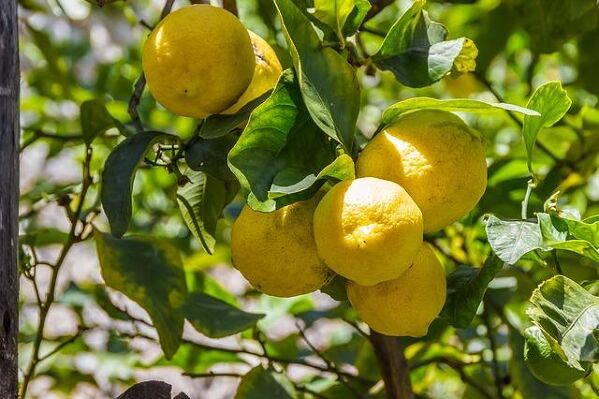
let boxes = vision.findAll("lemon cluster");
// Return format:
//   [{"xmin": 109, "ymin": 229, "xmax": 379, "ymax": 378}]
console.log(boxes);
[
  {"xmin": 232, "ymin": 109, "xmax": 487, "ymax": 337},
  {"xmin": 142, "ymin": 5, "xmax": 282, "ymax": 118}
]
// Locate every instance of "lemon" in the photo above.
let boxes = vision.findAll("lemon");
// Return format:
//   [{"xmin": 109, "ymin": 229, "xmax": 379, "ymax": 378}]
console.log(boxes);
[
  {"xmin": 142, "ymin": 5, "xmax": 255, "ymax": 118},
  {"xmin": 222, "ymin": 31, "xmax": 282, "ymax": 114},
  {"xmin": 356, "ymin": 110, "xmax": 487, "ymax": 232},
  {"xmin": 347, "ymin": 243, "xmax": 446, "ymax": 337},
  {"xmin": 231, "ymin": 195, "xmax": 331, "ymax": 297},
  {"xmin": 524, "ymin": 326, "xmax": 589, "ymax": 386},
  {"xmin": 313, "ymin": 177, "xmax": 423, "ymax": 286}
]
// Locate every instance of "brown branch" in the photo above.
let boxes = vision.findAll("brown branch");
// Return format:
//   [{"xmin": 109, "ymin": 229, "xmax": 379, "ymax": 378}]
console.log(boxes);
[
  {"xmin": 222, "ymin": 0, "xmax": 238, "ymax": 16},
  {"xmin": 369, "ymin": 332, "xmax": 413, "ymax": 399}
]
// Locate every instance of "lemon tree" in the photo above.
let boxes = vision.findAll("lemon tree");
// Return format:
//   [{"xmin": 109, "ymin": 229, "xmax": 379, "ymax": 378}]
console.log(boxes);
[{"xmin": 9, "ymin": 0, "xmax": 599, "ymax": 398}]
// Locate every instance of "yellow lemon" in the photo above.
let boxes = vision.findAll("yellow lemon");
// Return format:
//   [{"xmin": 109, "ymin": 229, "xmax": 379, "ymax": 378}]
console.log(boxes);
[
  {"xmin": 356, "ymin": 110, "xmax": 487, "ymax": 232},
  {"xmin": 313, "ymin": 177, "xmax": 423, "ymax": 286},
  {"xmin": 231, "ymin": 195, "xmax": 331, "ymax": 297},
  {"xmin": 347, "ymin": 243, "xmax": 446, "ymax": 337},
  {"xmin": 142, "ymin": 5, "xmax": 255, "ymax": 118},
  {"xmin": 222, "ymin": 31, "xmax": 282, "ymax": 114}
]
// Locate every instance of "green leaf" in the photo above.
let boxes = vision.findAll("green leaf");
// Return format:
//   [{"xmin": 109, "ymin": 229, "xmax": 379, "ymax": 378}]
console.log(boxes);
[
  {"xmin": 509, "ymin": 0, "xmax": 598, "ymax": 54},
  {"xmin": 274, "ymin": 0, "xmax": 360, "ymax": 151},
  {"xmin": 179, "ymin": 292, "xmax": 264, "ymax": 338},
  {"xmin": 94, "ymin": 230, "xmax": 187, "ymax": 358},
  {"xmin": 523, "ymin": 82, "xmax": 572, "ymax": 174},
  {"xmin": 155, "ymin": 343, "xmax": 241, "ymax": 374},
  {"xmin": 80, "ymin": 99, "xmax": 116, "ymax": 145},
  {"xmin": 528, "ymin": 275, "xmax": 599, "ymax": 365},
  {"xmin": 486, "ymin": 215, "xmax": 544, "ymax": 265},
  {"xmin": 371, "ymin": 0, "xmax": 477, "ymax": 87},
  {"xmin": 235, "ymin": 366, "xmax": 295, "ymax": 399},
  {"xmin": 200, "ymin": 92, "xmax": 271, "ymax": 139},
  {"xmin": 537, "ymin": 212, "xmax": 599, "ymax": 263},
  {"xmin": 313, "ymin": 0, "xmax": 371, "ymax": 44},
  {"xmin": 228, "ymin": 69, "xmax": 354, "ymax": 212},
  {"xmin": 185, "ymin": 135, "xmax": 237, "ymax": 181},
  {"xmin": 382, "ymin": 97, "xmax": 540, "ymax": 126},
  {"xmin": 176, "ymin": 170, "xmax": 239, "ymax": 254},
  {"xmin": 320, "ymin": 274, "xmax": 348, "ymax": 302},
  {"xmin": 440, "ymin": 256, "xmax": 503, "ymax": 328},
  {"xmin": 101, "ymin": 131, "xmax": 179, "ymax": 237}
]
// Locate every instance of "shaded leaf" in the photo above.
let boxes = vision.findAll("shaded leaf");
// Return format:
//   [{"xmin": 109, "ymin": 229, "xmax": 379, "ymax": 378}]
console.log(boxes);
[
  {"xmin": 522, "ymin": 82, "xmax": 572, "ymax": 174},
  {"xmin": 372, "ymin": 0, "xmax": 476, "ymax": 87},
  {"xmin": 528, "ymin": 275, "xmax": 599, "ymax": 365},
  {"xmin": 235, "ymin": 366, "xmax": 294, "ymax": 399},
  {"xmin": 155, "ymin": 343, "xmax": 241, "ymax": 374},
  {"xmin": 382, "ymin": 97, "xmax": 539, "ymax": 126},
  {"xmin": 274, "ymin": 0, "xmax": 360, "ymax": 151},
  {"xmin": 94, "ymin": 230, "xmax": 187, "ymax": 358},
  {"xmin": 228, "ymin": 69, "xmax": 354, "ymax": 212},
  {"xmin": 80, "ymin": 99, "xmax": 115, "ymax": 145},
  {"xmin": 177, "ymin": 171, "xmax": 238, "ymax": 254},
  {"xmin": 313, "ymin": 0, "xmax": 371, "ymax": 44},
  {"xmin": 486, "ymin": 215, "xmax": 544, "ymax": 264},
  {"xmin": 116, "ymin": 380, "xmax": 172, "ymax": 399},
  {"xmin": 441, "ymin": 256, "xmax": 503, "ymax": 328},
  {"xmin": 201, "ymin": 92, "xmax": 271, "ymax": 139},
  {"xmin": 185, "ymin": 135, "xmax": 237, "ymax": 181},
  {"xmin": 180, "ymin": 292, "xmax": 264, "ymax": 338},
  {"xmin": 101, "ymin": 131, "xmax": 179, "ymax": 237},
  {"xmin": 537, "ymin": 212, "xmax": 599, "ymax": 263}
]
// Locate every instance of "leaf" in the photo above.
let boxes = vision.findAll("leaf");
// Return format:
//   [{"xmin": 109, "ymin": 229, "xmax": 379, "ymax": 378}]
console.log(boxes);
[
  {"xmin": 101, "ymin": 131, "xmax": 179, "ymax": 237},
  {"xmin": 440, "ymin": 256, "xmax": 503, "ymax": 328},
  {"xmin": 528, "ymin": 275, "xmax": 599, "ymax": 365},
  {"xmin": 228, "ymin": 69, "xmax": 354, "ymax": 212},
  {"xmin": 382, "ymin": 97, "xmax": 540, "ymax": 126},
  {"xmin": 486, "ymin": 215, "xmax": 544, "ymax": 265},
  {"xmin": 179, "ymin": 292, "xmax": 264, "ymax": 338},
  {"xmin": 94, "ymin": 230, "xmax": 187, "ymax": 358},
  {"xmin": 235, "ymin": 366, "xmax": 295, "ymax": 399},
  {"xmin": 155, "ymin": 343, "xmax": 241, "ymax": 374},
  {"xmin": 371, "ymin": 0, "xmax": 477, "ymax": 87},
  {"xmin": 274, "ymin": 0, "xmax": 360, "ymax": 151},
  {"xmin": 200, "ymin": 92, "xmax": 271, "ymax": 139},
  {"xmin": 185, "ymin": 135, "xmax": 237, "ymax": 181},
  {"xmin": 116, "ymin": 381, "xmax": 173, "ymax": 399},
  {"xmin": 313, "ymin": 0, "xmax": 371, "ymax": 44},
  {"xmin": 537, "ymin": 212, "xmax": 599, "ymax": 263},
  {"xmin": 522, "ymin": 82, "xmax": 572, "ymax": 174},
  {"xmin": 176, "ymin": 171, "xmax": 239, "ymax": 254},
  {"xmin": 80, "ymin": 99, "xmax": 116, "ymax": 145}
]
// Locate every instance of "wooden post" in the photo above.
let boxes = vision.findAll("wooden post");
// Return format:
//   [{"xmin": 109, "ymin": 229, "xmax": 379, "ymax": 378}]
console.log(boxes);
[
  {"xmin": 370, "ymin": 332, "xmax": 413, "ymax": 399},
  {"xmin": 0, "ymin": 0, "xmax": 20, "ymax": 398}
]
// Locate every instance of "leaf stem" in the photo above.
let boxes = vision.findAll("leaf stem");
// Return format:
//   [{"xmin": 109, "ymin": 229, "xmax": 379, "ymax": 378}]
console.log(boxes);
[{"xmin": 521, "ymin": 180, "xmax": 534, "ymax": 220}]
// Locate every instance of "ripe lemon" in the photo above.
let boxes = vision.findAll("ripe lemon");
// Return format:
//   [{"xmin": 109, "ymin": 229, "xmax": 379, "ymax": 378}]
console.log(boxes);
[
  {"xmin": 347, "ymin": 243, "xmax": 446, "ymax": 337},
  {"xmin": 222, "ymin": 31, "xmax": 282, "ymax": 114},
  {"xmin": 231, "ymin": 195, "xmax": 331, "ymax": 297},
  {"xmin": 524, "ymin": 326, "xmax": 590, "ymax": 386},
  {"xmin": 142, "ymin": 5, "xmax": 255, "ymax": 118},
  {"xmin": 313, "ymin": 177, "xmax": 423, "ymax": 286},
  {"xmin": 356, "ymin": 110, "xmax": 487, "ymax": 232}
]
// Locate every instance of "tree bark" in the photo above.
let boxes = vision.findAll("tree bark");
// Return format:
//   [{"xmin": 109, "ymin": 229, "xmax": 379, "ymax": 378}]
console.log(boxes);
[
  {"xmin": 370, "ymin": 331, "xmax": 413, "ymax": 399},
  {"xmin": 0, "ymin": 0, "xmax": 20, "ymax": 398}
]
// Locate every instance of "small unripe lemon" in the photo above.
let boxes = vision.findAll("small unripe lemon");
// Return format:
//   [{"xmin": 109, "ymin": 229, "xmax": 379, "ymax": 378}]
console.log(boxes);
[
  {"xmin": 142, "ymin": 5, "xmax": 255, "ymax": 118},
  {"xmin": 222, "ymin": 31, "xmax": 282, "ymax": 114},
  {"xmin": 313, "ymin": 177, "xmax": 423, "ymax": 286},
  {"xmin": 357, "ymin": 110, "xmax": 487, "ymax": 232},
  {"xmin": 231, "ymin": 195, "xmax": 331, "ymax": 297},
  {"xmin": 524, "ymin": 326, "xmax": 590, "ymax": 386},
  {"xmin": 347, "ymin": 243, "xmax": 446, "ymax": 337}
]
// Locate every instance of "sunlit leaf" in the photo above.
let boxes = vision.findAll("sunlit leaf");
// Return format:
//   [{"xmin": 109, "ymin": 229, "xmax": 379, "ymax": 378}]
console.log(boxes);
[
  {"xmin": 274, "ymin": 0, "xmax": 360, "ymax": 151},
  {"xmin": 95, "ymin": 230, "xmax": 187, "ymax": 358},
  {"xmin": 235, "ymin": 366, "xmax": 295, "ymax": 399},
  {"xmin": 486, "ymin": 215, "xmax": 544, "ymax": 264}
]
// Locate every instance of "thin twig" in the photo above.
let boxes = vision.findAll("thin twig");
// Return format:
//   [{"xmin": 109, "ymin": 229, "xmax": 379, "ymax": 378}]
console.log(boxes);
[
  {"xmin": 482, "ymin": 304, "xmax": 503, "ymax": 399},
  {"xmin": 363, "ymin": 0, "xmax": 395, "ymax": 22},
  {"xmin": 20, "ymin": 129, "xmax": 82, "ymax": 152},
  {"xmin": 37, "ymin": 328, "xmax": 86, "ymax": 363}
]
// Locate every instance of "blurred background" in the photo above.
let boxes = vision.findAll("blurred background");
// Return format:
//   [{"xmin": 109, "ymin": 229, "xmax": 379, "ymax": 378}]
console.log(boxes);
[{"xmin": 17, "ymin": 0, "xmax": 599, "ymax": 397}]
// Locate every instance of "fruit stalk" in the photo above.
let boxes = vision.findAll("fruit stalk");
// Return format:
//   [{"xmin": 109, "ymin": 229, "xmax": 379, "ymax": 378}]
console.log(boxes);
[{"xmin": 369, "ymin": 332, "xmax": 413, "ymax": 399}]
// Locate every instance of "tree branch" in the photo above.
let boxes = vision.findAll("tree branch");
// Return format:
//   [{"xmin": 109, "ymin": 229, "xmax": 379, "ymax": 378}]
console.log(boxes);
[{"xmin": 369, "ymin": 332, "xmax": 413, "ymax": 399}]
